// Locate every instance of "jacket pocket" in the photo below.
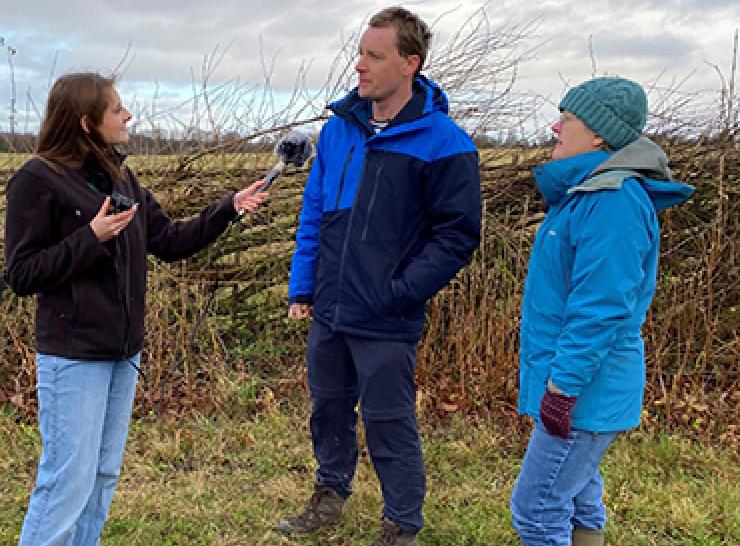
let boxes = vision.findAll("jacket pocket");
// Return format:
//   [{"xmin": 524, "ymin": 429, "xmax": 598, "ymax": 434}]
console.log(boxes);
[{"xmin": 314, "ymin": 211, "xmax": 349, "ymax": 315}]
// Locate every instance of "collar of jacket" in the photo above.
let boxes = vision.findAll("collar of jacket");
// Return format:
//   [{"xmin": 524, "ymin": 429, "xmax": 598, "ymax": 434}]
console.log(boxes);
[
  {"xmin": 80, "ymin": 147, "xmax": 127, "ymax": 193},
  {"xmin": 112, "ymin": 147, "xmax": 127, "ymax": 165},
  {"xmin": 567, "ymin": 136, "xmax": 674, "ymax": 195},
  {"xmin": 531, "ymin": 150, "xmax": 611, "ymax": 207},
  {"xmin": 329, "ymin": 75, "xmax": 448, "ymax": 136},
  {"xmin": 533, "ymin": 138, "xmax": 694, "ymax": 212}
]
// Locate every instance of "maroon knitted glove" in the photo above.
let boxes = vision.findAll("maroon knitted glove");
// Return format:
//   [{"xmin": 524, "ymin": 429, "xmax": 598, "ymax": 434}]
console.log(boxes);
[{"xmin": 539, "ymin": 387, "xmax": 577, "ymax": 439}]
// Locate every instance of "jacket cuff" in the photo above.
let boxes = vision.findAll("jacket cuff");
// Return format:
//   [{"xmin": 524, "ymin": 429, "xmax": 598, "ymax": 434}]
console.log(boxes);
[
  {"xmin": 289, "ymin": 293, "xmax": 313, "ymax": 305},
  {"xmin": 75, "ymin": 223, "xmax": 113, "ymax": 263},
  {"xmin": 547, "ymin": 379, "xmax": 565, "ymax": 395},
  {"xmin": 220, "ymin": 193, "xmax": 239, "ymax": 222},
  {"xmin": 547, "ymin": 372, "xmax": 582, "ymax": 397}
]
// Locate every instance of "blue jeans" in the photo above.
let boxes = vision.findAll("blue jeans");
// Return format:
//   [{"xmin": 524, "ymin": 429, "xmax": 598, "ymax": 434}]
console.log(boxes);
[
  {"xmin": 510, "ymin": 421, "xmax": 618, "ymax": 546},
  {"xmin": 307, "ymin": 321, "xmax": 425, "ymax": 534},
  {"xmin": 19, "ymin": 353, "xmax": 139, "ymax": 546}
]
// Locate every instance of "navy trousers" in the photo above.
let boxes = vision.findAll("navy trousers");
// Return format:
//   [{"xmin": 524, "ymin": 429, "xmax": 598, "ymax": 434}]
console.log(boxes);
[{"xmin": 306, "ymin": 320, "xmax": 425, "ymax": 534}]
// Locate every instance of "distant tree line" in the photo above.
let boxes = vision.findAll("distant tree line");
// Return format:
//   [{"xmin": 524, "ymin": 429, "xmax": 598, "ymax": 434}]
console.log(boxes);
[
  {"xmin": 3, "ymin": 130, "xmax": 735, "ymax": 156},
  {"xmin": 0, "ymin": 131, "xmax": 276, "ymax": 155}
]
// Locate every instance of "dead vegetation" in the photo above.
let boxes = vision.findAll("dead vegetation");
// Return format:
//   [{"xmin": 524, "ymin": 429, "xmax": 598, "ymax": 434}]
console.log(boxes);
[{"xmin": 1, "ymin": 15, "xmax": 738, "ymax": 447}]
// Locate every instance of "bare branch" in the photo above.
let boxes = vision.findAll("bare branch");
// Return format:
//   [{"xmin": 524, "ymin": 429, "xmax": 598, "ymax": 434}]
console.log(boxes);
[
  {"xmin": 588, "ymin": 35, "xmax": 598, "ymax": 77},
  {"xmin": 112, "ymin": 39, "xmax": 135, "ymax": 79}
]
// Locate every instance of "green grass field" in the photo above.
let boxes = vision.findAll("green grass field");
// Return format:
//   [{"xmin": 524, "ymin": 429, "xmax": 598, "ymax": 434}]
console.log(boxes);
[
  {"xmin": 1, "ymin": 403, "xmax": 737, "ymax": 546},
  {"xmin": 0, "ymin": 153, "xmax": 32, "ymax": 170}
]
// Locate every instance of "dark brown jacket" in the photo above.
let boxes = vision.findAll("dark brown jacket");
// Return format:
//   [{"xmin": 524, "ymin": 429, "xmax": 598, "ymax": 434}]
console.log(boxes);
[{"xmin": 4, "ymin": 156, "xmax": 237, "ymax": 360}]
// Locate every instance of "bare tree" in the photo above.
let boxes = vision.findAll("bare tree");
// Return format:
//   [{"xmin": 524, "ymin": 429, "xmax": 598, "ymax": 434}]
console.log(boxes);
[
  {"xmin": 152, "ymin": 5, "xmax": 545, "ymax": 170},
  {"xmin": 1, "ymin": 37, "xmax": 18, "ymax": 146}
]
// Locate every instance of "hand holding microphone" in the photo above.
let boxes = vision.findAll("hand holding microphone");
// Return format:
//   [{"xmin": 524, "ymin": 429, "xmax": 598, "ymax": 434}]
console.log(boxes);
[{"xmin": 233, "ymin": 181, "xmax": 269, "ymax": 215}]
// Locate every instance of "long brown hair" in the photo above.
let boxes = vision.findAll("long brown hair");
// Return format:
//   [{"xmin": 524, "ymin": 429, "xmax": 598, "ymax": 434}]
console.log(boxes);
[{"xmin": 36, "ymin": 72, "xmax": 124, "ymax": 182}]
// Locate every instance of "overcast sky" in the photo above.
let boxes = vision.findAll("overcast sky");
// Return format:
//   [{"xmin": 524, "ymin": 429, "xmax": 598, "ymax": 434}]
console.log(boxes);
[{"xmin": 1, "ymin": 0, "xmax": 737, "ymax": 136}]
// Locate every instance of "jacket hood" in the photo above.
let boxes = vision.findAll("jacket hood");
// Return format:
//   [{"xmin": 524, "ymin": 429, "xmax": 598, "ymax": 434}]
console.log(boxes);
[
  {"xmin": 590, "ymin": 136, "xmax": 670, "ymax": 179},
  {"xmin": 578, "ymin": 136, "xmax": 694, "ymax": 212},
  {"xmin": 534, "ymin": 137, "xmax": 694, "ymax": 212}
]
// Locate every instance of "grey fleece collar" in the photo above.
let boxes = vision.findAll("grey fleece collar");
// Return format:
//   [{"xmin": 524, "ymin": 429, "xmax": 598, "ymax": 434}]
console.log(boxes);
[{"xmin": 569, "ymin": 136, "xmax": 672, "ymax": 194}]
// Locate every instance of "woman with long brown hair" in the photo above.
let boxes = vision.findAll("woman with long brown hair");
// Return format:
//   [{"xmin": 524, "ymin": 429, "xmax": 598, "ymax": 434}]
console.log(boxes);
[{"xmin": 4, "ymin": 72, "xmax": 267, "ymax": 546}]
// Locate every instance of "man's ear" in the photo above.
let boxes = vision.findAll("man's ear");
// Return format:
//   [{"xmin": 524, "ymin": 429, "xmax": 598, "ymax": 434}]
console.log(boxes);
[
  {"xmin": 403, "ymin": 54, "xmax": 420, "ymax": 77},
  {"xmin": 593, "ymin": 135, "xmax": 605, "ymax": 149},
  {"xmin": 80, "ymin": 115, "xmax": 91, "ymax": 134}
]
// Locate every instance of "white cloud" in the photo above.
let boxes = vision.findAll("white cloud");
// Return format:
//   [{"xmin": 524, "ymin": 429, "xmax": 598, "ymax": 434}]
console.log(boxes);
[{"xmin": 0, "ymin": 0, "xmax": 735, "ymax": 134}]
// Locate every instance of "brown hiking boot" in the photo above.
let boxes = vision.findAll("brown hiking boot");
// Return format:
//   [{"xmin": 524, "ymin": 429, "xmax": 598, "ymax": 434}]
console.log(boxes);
[
  {"xmin": 276, "ymin": 483, "xmax": 345, "ymax": 534},
  {"xmin": 372, "ymin": 517, "xmax": 420, "ymax": 546}
]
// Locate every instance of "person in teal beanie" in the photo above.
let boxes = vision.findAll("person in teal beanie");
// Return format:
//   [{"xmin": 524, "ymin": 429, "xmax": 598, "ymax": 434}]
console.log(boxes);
[{"xmin": 510, "ymin": 77, "xmax": 694, "ymax": 546}]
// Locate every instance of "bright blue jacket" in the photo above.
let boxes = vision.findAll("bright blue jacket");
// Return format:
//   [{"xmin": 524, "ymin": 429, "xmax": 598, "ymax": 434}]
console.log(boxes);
[
  {"xmin": 518, "ymin": 137, "xmax": 694, "ymax": 432},
  {"xmin": 289, "ymin": 76, "xmax": 481, "ymax": 341}
]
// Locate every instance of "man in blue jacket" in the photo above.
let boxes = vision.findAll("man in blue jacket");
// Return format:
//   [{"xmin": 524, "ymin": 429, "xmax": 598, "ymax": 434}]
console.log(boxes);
[{"xmin": 276, "ymin": 7, "xmax": 481, "ymax": 545}]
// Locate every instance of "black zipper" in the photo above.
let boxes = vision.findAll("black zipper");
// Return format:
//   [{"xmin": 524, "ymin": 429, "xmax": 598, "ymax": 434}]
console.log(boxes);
[
  {"xmin": 334, "ymin": 145, "xmax": 355, "ymax": 210},
  {"xmin": 361, "ymin": 155, "xmax": 385, "ymax": 241},
  {"xmin": 333, "ymin": 154, "xmax": 369, "ymax": 326},
  {"xmin": 116, "ymin": 177, "xmax": 133, "ymax": 359},
  {"xmin": 114, "ymin": 235, "xmax": 130, "ymax": 358}
]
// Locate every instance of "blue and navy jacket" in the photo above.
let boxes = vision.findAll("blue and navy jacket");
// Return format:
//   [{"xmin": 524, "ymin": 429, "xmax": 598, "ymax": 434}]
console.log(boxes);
[
  {"xmin": 518, "ymin": 137, "xmax": 694, "ymax": 432},
  {"xmin": 289, "ymin": 76, "xmax": 481, "ymax": 341}
]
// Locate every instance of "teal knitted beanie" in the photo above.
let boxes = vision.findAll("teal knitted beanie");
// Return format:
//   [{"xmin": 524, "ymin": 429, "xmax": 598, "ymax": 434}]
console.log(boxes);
[{"xmin": 558, "ymin": 76, "xmax": 647, "ymax": 150}]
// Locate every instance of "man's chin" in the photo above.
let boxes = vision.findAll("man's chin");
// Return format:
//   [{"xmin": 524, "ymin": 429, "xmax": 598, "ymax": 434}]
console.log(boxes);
[{"xmin": 357, "ymin": 84, "xmax": 377, "ymax": 98}]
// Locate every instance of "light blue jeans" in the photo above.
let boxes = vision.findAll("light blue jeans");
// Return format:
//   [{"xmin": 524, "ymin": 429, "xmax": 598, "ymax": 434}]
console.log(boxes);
[
  {"xmin": 510, "ymin": 421, "xmax": 618, "ymax": 546},
  {"xmin": 19, "ymin": 353, "xmax": 140, "ymax": 546}
]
